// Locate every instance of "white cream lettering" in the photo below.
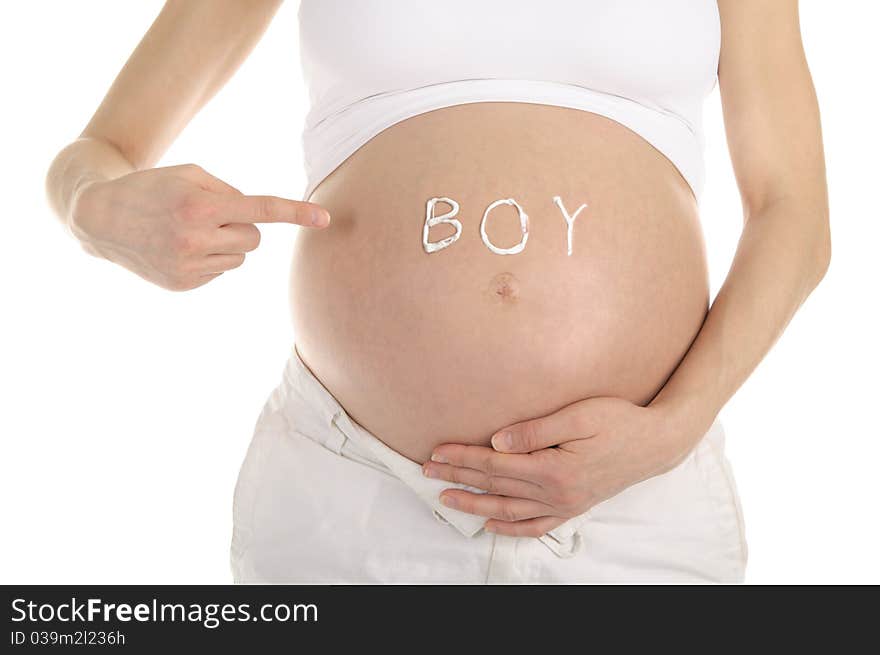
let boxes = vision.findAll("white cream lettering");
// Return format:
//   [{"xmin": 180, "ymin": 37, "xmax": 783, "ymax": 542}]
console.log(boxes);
[
  {"xmin": 552, "ymin": 196, "xmax": 588, "ymax": 257},
  {"xmin": 422, "ymin": 197, "xmax": 462, "ymax": 254},
  {"xmin": 422, "ymin": 195, "xmax": 589, "ymax": 255},
  {"xmin": 480, "ymin": 198, "xmax": 530, "ymax": 256}
]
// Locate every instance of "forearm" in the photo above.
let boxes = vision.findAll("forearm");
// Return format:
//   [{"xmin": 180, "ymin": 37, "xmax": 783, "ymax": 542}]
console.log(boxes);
[
  {"xmin": 45, "ymin": 136, "xmax": 136, "ymax": 234},
  {"xmin": 650, "ymin": 197, "xmax": 831, "ymax": 444},
  {"xmin": 46, "ymin": 0, "xmax": 284, "ymax": 236}
]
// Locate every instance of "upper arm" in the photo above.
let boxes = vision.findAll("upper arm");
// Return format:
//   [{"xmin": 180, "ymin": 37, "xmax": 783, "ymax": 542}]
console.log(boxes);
[
  {"xmin": 80, "ymin": 0, "xmax": 283, "ymax": 170},
  {"xmin": 716, "ymin": 0, "xmax": 828, "ymax": 217}
]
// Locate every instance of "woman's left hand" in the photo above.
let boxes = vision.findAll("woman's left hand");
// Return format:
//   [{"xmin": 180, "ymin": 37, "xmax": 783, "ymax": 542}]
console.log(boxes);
[{"xmin": 423, "ymin": 397, "xmax": 700, "ymax": 537}]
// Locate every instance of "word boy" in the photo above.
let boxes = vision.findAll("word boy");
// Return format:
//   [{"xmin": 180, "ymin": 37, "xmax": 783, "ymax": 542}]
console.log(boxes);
[{"xmin": 422, "ymin": 196, "xmax": 588, "ymax": 256}]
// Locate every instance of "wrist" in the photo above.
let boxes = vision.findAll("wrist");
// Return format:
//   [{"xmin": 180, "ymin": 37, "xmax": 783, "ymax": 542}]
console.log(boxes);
[{"xmin": 649, "ymin": 394, "xmax": 719, "ymax": 471}]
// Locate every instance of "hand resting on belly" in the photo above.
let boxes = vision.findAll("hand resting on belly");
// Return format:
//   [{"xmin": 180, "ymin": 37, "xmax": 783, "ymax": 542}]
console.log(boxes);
[{"xmin": 418, "ymin": 189, "xmax": 703, "ymax": 538}]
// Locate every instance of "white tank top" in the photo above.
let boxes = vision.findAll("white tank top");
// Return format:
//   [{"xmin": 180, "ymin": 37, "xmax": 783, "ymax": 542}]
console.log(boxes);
[{"xmin": 298, "ymin": 0, "xmax": 721, "ymax": 200}]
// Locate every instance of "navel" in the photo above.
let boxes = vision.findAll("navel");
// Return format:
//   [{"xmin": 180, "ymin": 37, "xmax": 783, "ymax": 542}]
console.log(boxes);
[{"xmin": 486, "ymin": 271, "xmax": 520, "ymax": 304}]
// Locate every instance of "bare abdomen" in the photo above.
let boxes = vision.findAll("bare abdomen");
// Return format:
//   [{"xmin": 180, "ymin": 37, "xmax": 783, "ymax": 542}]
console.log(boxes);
[{"xmin": 290, "ymin": 103, "xmax": 708, "ymax": 463}]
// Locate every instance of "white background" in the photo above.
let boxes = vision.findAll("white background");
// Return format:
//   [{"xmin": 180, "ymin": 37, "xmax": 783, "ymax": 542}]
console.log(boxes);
[{"xmin": 1, "ymin": 2, "xmax": 877, "ymax": 584}]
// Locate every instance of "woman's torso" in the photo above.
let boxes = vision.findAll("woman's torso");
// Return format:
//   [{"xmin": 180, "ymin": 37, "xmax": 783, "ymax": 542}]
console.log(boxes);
[{"xmin": 290, "ymin": 0, "xmax": 719, "ymax": 463}]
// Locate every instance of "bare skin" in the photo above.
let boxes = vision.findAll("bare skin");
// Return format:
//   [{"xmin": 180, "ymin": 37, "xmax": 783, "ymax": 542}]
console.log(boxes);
[
  {"xmin": 46, "ymin": 0, "xmax": 829, "ymax": 538},
  {"xmin": 292, "ymin": 102, "xmax": 708, "ymax": 462},
  {"xmin": 45, "ymin": 0, "xmax": 328, "ymax": 291},
  {"xmin": 425, "ymin": 0, "xmax": 831, "ymax": 536}
]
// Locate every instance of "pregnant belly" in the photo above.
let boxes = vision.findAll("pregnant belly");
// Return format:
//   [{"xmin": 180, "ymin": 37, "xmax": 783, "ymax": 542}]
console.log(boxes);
[{"xmin": 290, "ymin": 103, "xmax": 708, "ymax": 463}]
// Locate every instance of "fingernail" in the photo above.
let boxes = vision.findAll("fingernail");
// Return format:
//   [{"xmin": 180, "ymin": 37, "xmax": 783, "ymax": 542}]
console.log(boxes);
[
  {"xmin": 440, "ymin": 495, "xmax": 458, "ymax": 509},
  {"xmin": 491, "ymin": 431, "xmax": 512, "ymax": 451},
  {"xmin": 422, "ymin": 464, "xmax": 436, "ymax": 478},
  {"xmin": 430, "ymin": 453, "xmax": 447, "ymax": 464},
  {"xmin": 311, "ymin": 209, "xmax": 330, "ymax": 226}
]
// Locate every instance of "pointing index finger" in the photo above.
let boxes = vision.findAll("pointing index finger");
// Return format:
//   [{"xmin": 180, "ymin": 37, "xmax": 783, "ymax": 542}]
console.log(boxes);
[{"xmin": 219, "ymin": 194, "xmax": 330, "ymax": 227}]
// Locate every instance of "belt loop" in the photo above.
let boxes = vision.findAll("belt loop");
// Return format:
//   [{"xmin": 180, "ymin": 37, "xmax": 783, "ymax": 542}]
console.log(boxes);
[
  {"xmin": 325, "ymin": 410, "xmax": 347, "ymax": 455},
  {"xmin": 538, "ymin": 510, "xmax": 592, "ymax": 558},
  {"xmin": 538, "ymin": 531, "xmax": 584, "ymax": 559}
]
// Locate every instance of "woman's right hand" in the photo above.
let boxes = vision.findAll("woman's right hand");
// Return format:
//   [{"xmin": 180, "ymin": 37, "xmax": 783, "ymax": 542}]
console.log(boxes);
[{"xmin": 69, "ymin": 163, "xmax": 330, "ymax": 291}]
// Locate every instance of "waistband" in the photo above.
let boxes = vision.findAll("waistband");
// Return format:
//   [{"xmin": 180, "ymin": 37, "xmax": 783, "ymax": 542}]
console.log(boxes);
[{"xmin": 275, "ymin": 344, "xmax": 724, "ymax": 555}]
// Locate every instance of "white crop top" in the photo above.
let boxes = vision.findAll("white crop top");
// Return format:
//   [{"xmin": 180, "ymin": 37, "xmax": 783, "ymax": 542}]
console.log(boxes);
[{"xmin": 297, "ymin": 0, "xmax": 721, "ymax": 201}]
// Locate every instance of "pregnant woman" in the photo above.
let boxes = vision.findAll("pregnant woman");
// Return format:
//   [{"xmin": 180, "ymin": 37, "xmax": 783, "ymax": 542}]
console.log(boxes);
[{"xmin": 46, "ymin": 0, "xmax": 829, "ymax": 583}]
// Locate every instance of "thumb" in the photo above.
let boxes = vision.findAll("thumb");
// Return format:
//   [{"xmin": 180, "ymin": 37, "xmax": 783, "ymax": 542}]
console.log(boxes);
[{"xmin": 491, "ymin": 402, "xmax": 596, "ymax": 453}]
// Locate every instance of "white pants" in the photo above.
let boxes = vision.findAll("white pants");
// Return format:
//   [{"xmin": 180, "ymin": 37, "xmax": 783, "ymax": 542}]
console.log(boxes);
[{"xmin": 230, "ymin": 346, "xmax": 748, "ymax": 583}]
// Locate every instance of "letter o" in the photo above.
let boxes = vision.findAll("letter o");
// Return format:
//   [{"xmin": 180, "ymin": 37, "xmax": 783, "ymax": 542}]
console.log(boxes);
[{"xmin": 480, "ymin": 198, "xmax": 529, "ymax": 255}]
